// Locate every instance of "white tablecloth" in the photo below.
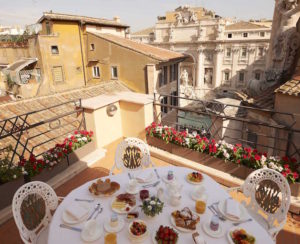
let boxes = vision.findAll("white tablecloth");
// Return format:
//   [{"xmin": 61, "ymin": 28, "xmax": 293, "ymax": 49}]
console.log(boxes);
[{"xmin": 48, "ymin": 166, "xmax": 274, "ymax": 244}]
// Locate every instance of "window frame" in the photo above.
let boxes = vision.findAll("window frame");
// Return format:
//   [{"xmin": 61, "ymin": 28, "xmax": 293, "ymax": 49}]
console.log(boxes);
[
  {"xmin": 260, "ymin": 32, "xmax": 265, "ymax": 37},
  {"xmin": 243, "ymin": 32, "xmax": 248, "ymax": 38},
  {"xmin": 225, "ymin": 47, "xmax": 232, "ymax": 58},
  {"xmin": 254, "ymin": 71, "xmax": 261, "ymax": 80},
  {"xmin": 90, "ymin": 43, "xmax": 95, "ymax": 51},
  {"xmin": 239, "ymin": 71, "xmax": 245, "ymax": 83},
  {"xmin": 51, "ymin": 45, "xmax": 59, "ymax": 55},
  {"xmin": 241, "ymin": 47, "xmax": 247, "ymax": 59},
  {"xmin": 111, "ymin": 66, "xmax": 118, "ymax": 79},
  {"xmin": 227, "ymin": 33, "xmax": 232, "ymax": 39},
  {"xmin": 92, "ymin": 66, "xmax": 100, "ymax": 78}
]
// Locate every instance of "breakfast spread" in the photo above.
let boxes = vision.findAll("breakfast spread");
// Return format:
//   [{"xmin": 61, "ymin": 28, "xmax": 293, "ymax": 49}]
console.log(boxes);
[
  {"xmin": 187, "ymin": 172, "xmax": 203, "ymax": 183},
  {"xmin": 112, "ymin": 193, "xmax": 136, "ymax": 213},
  {"xmin": 171, "ymin": 207, "xmax": 200, "ymax": 230},
  {"xmin": 155, "ymin": 225, "xmax": 178, "ymax": 244},
  {"xmin": 230, "ymin": 229, "xmax": 255, "ymax": 244},
  {"xmin": 89, "ymin": 179, "xmax": 120, "ymax": 196}
]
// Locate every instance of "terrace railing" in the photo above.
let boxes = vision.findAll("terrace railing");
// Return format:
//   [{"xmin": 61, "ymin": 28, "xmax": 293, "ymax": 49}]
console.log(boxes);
[
  {"xmin": 0, "ymin": 99, "xmax": 86, "ymax": 166},
  {"xmin": 153, "ymin": 93, "xmax": 300, "ymax": 160}
]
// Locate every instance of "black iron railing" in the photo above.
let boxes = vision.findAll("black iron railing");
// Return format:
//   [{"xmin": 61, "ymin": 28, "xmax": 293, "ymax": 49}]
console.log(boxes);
[
  {"xmin": 153, "ymin": 93, "xmax": 300, "ymax": 160},
  {"xmin": 0, "ymin": 99, "xmax": 86, "ymax": 165}
]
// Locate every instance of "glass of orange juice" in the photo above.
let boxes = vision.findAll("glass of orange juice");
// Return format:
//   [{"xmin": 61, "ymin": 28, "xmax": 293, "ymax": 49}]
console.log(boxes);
[
  {"xmin": 195, "ymin": 194, "xmax": 207, "ymax": 214},
  {"xmin": 105, "ymin": 233, "xmax": 117, "ymax": 244}
]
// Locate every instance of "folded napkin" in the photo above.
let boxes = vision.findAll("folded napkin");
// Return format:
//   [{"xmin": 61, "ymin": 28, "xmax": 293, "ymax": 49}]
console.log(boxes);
[
  {"xmin": 135, "ymin": 171, "xmax": 153, "ymax": 183},
  {"xmin": 225, "ymin": 198, "xmax": 240, "ymax": 220},
  {"xmin": 65, "ymin": 203, "xmax": 89, "ymax": 221}
]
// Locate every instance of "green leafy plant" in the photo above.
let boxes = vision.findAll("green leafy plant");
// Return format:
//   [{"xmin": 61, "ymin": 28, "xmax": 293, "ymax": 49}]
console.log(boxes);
[{"xmin": 140, "ymin": 196, "xmax": 164, "ymax": 217}]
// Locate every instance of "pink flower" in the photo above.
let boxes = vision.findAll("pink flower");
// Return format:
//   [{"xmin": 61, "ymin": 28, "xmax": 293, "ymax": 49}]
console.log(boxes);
[
  {"xmin": 284, "ymin": 164, "xmax": 289, "ymax": 169},
  {"xmin": 293, "ymin": 172, "xmax": 299, "ymax": 179},
  {"xmin": 254, "ymin": 154, "xmax": 261, "ymax": 161}
]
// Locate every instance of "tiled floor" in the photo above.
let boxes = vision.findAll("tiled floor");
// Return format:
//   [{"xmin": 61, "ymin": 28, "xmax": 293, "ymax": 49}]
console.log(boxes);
[{"xmin": 0, "ymin": 138, "xmax": 299, "ymax": 243}]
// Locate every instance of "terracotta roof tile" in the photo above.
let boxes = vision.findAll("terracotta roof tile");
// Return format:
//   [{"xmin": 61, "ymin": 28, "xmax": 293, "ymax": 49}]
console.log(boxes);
[
  {"xmin": 275, "ymin": 79, "xmax": 300, "ymax": 97},
  {"xmin": 225, "ymin": 21, "xmax": 269, "ymax": 31},
  {"xmin": 88, "ymin": 31, "xmax": 185, "ymax": 62},
  {"xmin": 38, "ymin": 12, "xmax": 129, "ymax": 28},
  {"xmin": 0, "ymin": 81, "xmax": 130, "ymax": 161}
]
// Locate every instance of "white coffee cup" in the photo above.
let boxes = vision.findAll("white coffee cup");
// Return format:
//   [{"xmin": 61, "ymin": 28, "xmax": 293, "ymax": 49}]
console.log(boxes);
[{"xmin": 128, "ymin": 179, "xmax": 138, "ymax": 191}]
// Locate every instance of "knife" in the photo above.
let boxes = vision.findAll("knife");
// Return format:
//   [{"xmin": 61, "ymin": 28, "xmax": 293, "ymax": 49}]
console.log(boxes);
[{"xmin": 60, "ymin": 224, "xmax": 82, "ymax": 232}]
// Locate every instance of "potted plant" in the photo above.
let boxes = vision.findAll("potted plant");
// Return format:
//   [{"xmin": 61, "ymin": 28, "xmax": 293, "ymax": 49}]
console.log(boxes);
[{"xmin": 140, "ymin": 196, "xmax": 164, "ymax": 219}]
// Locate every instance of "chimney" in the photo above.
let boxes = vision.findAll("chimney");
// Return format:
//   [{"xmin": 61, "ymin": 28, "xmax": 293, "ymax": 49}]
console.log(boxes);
[{"xmin": 113, "ymin": 16, "xmax": 120, "ymax": 23}]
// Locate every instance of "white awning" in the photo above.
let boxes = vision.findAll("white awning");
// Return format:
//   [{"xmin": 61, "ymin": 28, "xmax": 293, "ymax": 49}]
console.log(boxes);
[{"xmin": 6, "ymin": 58, "xmax": 38, "ymax": 72}]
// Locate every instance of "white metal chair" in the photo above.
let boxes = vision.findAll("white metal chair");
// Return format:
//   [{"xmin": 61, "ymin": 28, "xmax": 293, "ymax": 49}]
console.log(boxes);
[
  {"xmin": 110, "ymin": 137, "xmax": 155, "ymax": 175},
  {"xmin": 228, "ymin": 168, "xmax": 291, "ymax": 241},
  {"xmin": 12, "ymin": 181, "xmax": 59, "ymax": 244}
]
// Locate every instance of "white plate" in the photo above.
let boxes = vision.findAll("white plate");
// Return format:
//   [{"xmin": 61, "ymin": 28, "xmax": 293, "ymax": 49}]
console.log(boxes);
[
  {"xmin": 202, "ymin": 221, "xmax": 224, "ymax": 238},
  {"xmin": 218, "ymin": 200, "xmax": 248, "ymax": 222},
  {"xmin": 162, "ymin": 175, "xmax": 177, "ymax": 183},
  {"xmin": 81, "ymin": 223, "xmax": 103, "ymax": 242},
  {"xmin": 227, "ymin": 227, "xmax": 255, "ymax": 244},
  {"xmin": 170, "ymin": 214, "xmax": 198, "ymax": 233},
  {"xmin": 111, "ymin": 196, "xmax": 137, "ymax": 214},
  {"xmin": 151, "ymin": 227, "xmax": 180, "ymax": 244},
  {"xmin": 62, "ymin": 203, "xmax": 90, "ymax": 225},
  {"xmin": 104, "ymin": 218, "xmax": 125, "ymax": 233},
  {"xmin": 125, "ymin": 185, "xmax": 140, "ymax": 195},
  {"xmin": 185, "ymin": 174, "xmax": 204, "ymax": 185}
]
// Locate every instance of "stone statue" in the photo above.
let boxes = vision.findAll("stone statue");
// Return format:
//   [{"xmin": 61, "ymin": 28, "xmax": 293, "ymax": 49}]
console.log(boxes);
[
  {"xmin": 204, "ymin": 68, "xmax": 213, "ymax": 84},
  {"xmin": 189, "ymin": 11, "xmax": 198, "ymax": 24},
  {"xmin": 175, "ymin": 12, "xmax": 183, "ymax": 25},
  {"xmin": 280, "ymin": 0, "xmax": 298, "ymax": 11},
  {"xmin": 180, "ymin": 69, "xmax": 189, "ymax": 86}
]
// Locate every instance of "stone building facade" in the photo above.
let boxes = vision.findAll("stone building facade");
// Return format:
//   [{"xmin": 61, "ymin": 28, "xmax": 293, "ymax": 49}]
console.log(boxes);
[{"xmin": 132, "ymin": 6, "xmax": 272, "ymax": 99}]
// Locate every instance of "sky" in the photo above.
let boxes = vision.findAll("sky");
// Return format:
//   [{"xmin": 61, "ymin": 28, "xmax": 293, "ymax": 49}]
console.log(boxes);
[{"xmin": 0, "ymin": 0, "xmax": 275, "ymax": 32}]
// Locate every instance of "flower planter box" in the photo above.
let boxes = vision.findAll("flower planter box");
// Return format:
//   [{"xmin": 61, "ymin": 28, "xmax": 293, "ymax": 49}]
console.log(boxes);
[
  {"xmin": 67, "ymin": 140, "xmax": 97, "ymax": 165},
  {"xmin": 171, "ymin": 144, "xmax": 202, "ymax": 162},
  {"xmin": 32, "ymin": 157, "xmax": 69, "ymax": 183},
  {"xmin": 0, "ymin": 177, "xmax": 24, "ymax": 209},
  {"xmin": 146, "ymin": 136, "xmax": 172, "ymax": 153},
  {"xmin": 290, "ymin": 182, "xmax": 300, "ymax": 197}
]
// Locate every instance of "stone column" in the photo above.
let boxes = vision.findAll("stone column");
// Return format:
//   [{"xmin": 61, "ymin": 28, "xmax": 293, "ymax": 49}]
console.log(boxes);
[
  {"xmin": 213, "ymin": 44, "xmax": 224, "ymax": 88},
  {"xmin": 231, "ymin": 46, "xmax": 239, "ymax": 88},
  {"xmin": 196, "ymin": 45, "xmax": 204, "ymax": 88}
]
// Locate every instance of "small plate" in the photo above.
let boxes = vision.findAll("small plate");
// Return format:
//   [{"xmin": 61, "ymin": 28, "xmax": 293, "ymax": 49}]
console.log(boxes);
[
  {"xmin": 202, "ymin": 222, "xmax": 224, "ymax": 238},
  {"xmin": 227, "ymin": 227, "xmax": 255, "ymax": 244},
  {"xmin": 186, "ymin": 174, "xmax": 203, "ymax": 185},
  {"xmin": 62, "ymin": 203, "xmax": 90, "ymax": 225},
  {"xmin": 162, "ymin": 175, "xmax": 177, "ymax": 183},
  {"xmin": 135, "ymin": 172, "xmax": 155, "ymax": 184},
  {"xmin": 81, "ymin": 222, "xmax": 103, "ymax": 242},
  {"xmin": 125, "ymin": 185, "xmax": 140, "ymax": 195},
  {"xmin": 111, "ymin": 197, "xmax": 137, "ymax": 214},
  {"xmin": 170, "ymin": 215, "xmax": 198, "ymax": 233},
  {"xmin": 104, "ymin": 218, "xmax": 125, "ymax": 233},
  {"xmin": 218, "ymin": 200, "xmax": 248, "ymax": 222}
]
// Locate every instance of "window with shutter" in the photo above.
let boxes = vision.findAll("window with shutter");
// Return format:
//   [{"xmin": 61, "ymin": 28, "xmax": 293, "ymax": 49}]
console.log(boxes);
[{"xmin": 52, "ymin": 66, "xmax": 64, "ymax": 83}]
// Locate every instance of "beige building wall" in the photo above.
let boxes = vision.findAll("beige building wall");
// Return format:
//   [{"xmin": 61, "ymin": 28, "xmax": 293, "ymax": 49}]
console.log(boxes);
[
  {"xmin": 85, "ymin": 33, "xmax": 158, "ymax": 93},
  {"xmin": 37, "ymin": 21, "xmax": 85, "ymax": 94}
]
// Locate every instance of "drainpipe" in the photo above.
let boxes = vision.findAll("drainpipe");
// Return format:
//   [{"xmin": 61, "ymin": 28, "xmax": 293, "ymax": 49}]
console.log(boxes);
[{"xmin": 78, "ymin": 22, "xmax": 87, "ymax": 86}]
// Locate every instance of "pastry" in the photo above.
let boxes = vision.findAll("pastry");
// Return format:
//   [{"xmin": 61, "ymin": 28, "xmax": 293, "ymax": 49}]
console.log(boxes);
[
  {"xmin": 172, "ymin": 207, "xmax": 200, "ymax": 230},
  {"xmin": 89, "ymin": 179, "xmax": 120, "ymax": 196},
  {"xmin": 187, "ymin": 172, "xmax": 203, "ymax": 183}
]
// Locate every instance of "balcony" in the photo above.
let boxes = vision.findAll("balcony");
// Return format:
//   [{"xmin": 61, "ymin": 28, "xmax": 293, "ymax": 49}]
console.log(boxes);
[{"xmin": 0, "ymin": 89, "xmax": 299, "ymax": 243}]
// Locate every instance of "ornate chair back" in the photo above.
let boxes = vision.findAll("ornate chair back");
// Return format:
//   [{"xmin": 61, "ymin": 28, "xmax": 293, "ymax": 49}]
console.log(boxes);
[
  {"xmin": 12, "ymin": 181, "xmax": 58, "ymax": 244},
  {"xmin": 111, "ymin": 138, "xmax": 153, "ymax": 174},
  {"xmin": 242, "ymin": 168, "xmax": 291, "ymax": 238}
]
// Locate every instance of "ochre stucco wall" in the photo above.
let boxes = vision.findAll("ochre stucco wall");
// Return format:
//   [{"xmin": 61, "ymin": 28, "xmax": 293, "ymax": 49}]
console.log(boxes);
[
  {"xmin": 38, "ymin": 21, "xmax": 85, "ymax": 94},
  {"xmin": 85, "ymin": 33, "xmax": 158, "ymax": 93}
]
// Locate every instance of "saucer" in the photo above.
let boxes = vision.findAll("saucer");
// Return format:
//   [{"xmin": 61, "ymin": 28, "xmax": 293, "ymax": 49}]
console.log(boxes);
[
  {"xmin": 81, "ymin": 221, "xmax": 103, "ymax": 242},
  {"xmin": 202, "ymin": 221, "xmax": 224, "ymax": 238},
  {"xmin": 125, "ymin": 185, "xmax": 139, "ymax": 194},
  {"xmin": 104, "ymin": 218, "xmax": 125, "ymax": 233}
]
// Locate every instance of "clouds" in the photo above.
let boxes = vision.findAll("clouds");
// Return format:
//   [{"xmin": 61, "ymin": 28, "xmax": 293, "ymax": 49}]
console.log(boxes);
[{"xmin": 0, "ymin": 0, "xmax": 275, "ymax": 31}]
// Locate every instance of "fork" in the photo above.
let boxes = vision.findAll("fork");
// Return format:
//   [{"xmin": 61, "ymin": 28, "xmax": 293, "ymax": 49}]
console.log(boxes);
[
  {"xmin": 233, "ymin": 218, "xmax": 252, "ymax": 226},
  {"xmin": 154, "ymin": 168, "xmax": 160, "ymax": 179},
  {"xmin": 74, "ymin": 198, "xmax": 94, "ymax": 203}
]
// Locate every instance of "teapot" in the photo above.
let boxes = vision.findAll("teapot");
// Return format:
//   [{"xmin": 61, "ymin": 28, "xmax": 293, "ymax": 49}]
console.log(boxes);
[
  {"xmin": 166, "ymin": 180, "xmax": 183, "ymax": 195},
  {"xmin": 169, "ymin": 191, "xmax": 182, "ymax": 206}
]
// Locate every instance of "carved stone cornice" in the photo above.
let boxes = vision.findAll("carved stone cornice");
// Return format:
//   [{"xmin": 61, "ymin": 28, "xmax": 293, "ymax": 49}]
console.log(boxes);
[{"xmin": 214, "ymin": 44, "xmax": 224, "ymax": 53}]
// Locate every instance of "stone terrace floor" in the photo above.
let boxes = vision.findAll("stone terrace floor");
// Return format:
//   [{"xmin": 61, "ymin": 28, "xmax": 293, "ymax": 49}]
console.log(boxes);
[{"xmin": 0, "ymin": 139, "xmax": 299, "ymax": 244}]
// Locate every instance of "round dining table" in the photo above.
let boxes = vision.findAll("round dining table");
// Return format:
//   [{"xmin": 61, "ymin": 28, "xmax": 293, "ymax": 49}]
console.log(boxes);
[{"xmin": 48, "ymin": 166, "xmax": 274, "ymax": 244}]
